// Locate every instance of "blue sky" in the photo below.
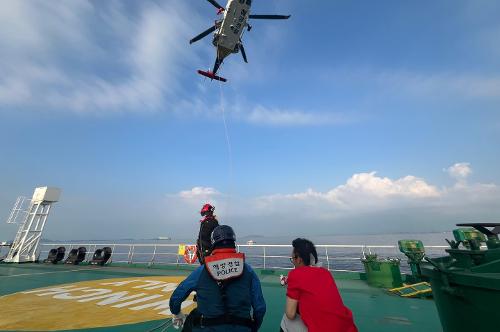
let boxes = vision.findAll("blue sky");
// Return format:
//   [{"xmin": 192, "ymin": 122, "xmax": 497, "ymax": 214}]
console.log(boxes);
[{"xmin": 1, "ymin": 1, "xmax": 499, "ymax": 240}]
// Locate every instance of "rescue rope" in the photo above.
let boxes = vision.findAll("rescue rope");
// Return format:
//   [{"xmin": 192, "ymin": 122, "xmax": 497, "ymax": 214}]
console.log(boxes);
[
  {"xmin": 160, "ymin": 320, "xmax": 173, "ymax": 332},
  {"xmin": 213, "ymin": 30, "xmax": 234, "ymax": 219},
  {"xmin": 218, "ymin": 75, "xmax": 234, "ymax": 216},
  {"xmin": 145, "ymin": 319, "xmax": 172, "ymax": 332}
]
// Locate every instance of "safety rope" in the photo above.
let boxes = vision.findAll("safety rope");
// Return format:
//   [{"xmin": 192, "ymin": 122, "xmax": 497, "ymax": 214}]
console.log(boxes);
[
  {"xmin": 217, "ymin": 75, "xmax": 234, "ymax": 218},
  {"xmin": 205, "ymin": 23, "xmax": 235, "ymax": 223},
  {"xmin": 145, "ymin": 319, "xmax": 173, "ymax": 332},
  {"xmin": 160, "ymin": 320, "xmax": 173, "ymax": 332}
]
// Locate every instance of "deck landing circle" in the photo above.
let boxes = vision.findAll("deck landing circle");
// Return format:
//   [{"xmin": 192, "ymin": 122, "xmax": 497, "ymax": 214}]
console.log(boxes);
[{"xmin": 0, "ymin": 276, "xmax": 196, "ymax": 331}]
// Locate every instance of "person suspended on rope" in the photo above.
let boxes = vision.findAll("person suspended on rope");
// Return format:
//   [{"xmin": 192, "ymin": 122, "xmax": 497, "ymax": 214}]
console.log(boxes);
[
  {"xmin": 196, "ymin": 203, "xmax": 220, "ymax": 264},
  {"xmin": 170, "ymin": 225, "xmax": 266, "ymax": 332}
]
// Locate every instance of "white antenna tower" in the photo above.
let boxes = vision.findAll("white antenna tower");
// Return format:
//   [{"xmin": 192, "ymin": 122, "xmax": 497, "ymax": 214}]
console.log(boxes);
[{"xmin": 4, "ymin": 187, "xmax": 61, "ymax": 263}]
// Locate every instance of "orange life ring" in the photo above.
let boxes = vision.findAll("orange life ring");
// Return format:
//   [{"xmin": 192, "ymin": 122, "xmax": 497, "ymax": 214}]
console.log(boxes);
[{"xmin": 183, "ymin": 245, "xmax": 198, "ymax": 264}]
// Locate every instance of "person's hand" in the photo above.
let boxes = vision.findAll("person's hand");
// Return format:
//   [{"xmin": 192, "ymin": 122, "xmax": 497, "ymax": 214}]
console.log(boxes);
[
  {"xmin": 172, "ymin": 313, "xmax": 186, "ymax": 330},
  {"xmin": 280, "ymin": 274, "xmax": 288, "ymax": 286}
]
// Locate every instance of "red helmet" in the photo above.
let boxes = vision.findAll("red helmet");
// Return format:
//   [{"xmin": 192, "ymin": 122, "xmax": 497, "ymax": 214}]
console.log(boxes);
[{"xmin": 200, "ymin": 203, "xmax": 215, "ymax": 216}]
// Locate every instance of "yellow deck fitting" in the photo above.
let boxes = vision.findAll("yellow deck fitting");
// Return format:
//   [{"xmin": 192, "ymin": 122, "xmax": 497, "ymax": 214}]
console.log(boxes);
[{"xmin": 389, "ymin": 282, "xmax": 432, "ymax": 298}]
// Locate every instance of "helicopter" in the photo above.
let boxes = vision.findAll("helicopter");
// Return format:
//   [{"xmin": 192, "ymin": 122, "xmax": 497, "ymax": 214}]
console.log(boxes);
[{"xmin": 190, "ymin": 0, "xmax": 290, "ymax": 82}]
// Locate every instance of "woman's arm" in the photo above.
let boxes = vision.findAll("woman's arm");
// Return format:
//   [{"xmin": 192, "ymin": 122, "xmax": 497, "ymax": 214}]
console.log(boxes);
[{"xmin": 285, "ymin": 296, "xmax": 298, "ymax": 320}]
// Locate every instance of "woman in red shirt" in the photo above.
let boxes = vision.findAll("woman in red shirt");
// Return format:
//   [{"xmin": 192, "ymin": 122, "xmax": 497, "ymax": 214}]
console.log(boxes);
[{"xmin": 281, "ymin": 238, "xmax": 358, "ymax": 332}]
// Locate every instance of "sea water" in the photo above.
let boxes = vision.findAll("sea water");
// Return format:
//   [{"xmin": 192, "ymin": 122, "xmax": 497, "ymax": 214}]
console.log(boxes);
[{"xmin": 38, "ymin": 232, "xmax": 453, "ymax": 273}]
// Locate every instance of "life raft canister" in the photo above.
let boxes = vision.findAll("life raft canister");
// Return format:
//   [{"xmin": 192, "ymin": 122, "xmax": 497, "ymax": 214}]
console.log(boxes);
[{"xmin": 184, "ymin": 245, "xmax": 198, "ymax": 264}]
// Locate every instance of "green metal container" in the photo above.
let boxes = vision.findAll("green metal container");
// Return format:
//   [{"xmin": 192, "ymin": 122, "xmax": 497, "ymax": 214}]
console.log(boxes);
[
  {"xmin": 420, "ymin": 223, "xmax": 500, "ymax": 332},
  {"xmin": 362, "ymin": 254, "xmax": 403, "ymax": 288}
]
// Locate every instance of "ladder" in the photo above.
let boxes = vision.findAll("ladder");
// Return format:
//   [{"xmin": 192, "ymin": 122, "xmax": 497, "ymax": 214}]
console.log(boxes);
[
  {"xmin": 5, "ymin": 196, "xmax": 29, "ymax": 224},
  {"xmin": 4, "ymin": 187, "xmax": 61, "ymax": 263}
]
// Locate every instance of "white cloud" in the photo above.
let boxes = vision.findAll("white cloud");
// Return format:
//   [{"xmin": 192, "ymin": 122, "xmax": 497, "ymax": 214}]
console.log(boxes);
[
  {"xmin": 259, "ymin": 165, "xmax": 500, "ymax": 228},
  {"xmin": 0, "ymin": 1, "xmax": 353, "ymax": 127},
  {"xmin": 258, "ymin": 172, "xmax": 441, "ymax": 213},
  {"xmin": 446, "ymin": 162, "xmax": 472, "ymax": 180},
  {"xmin": 331, "ymin": 172, "xmax": 440, "ymax": 199},
  {"xmin": 162, "ymin": 187, "xmax": 225, "ymax": 231},
  {"xmin": 341, "ymin": 69, "xmax": 500, "ymax": 100},
  {"xmin": 379, "ymin": 72, "xmax": 500, "ymax": 99},
  {"xmin": 177, "ymin": 187, "xmax": 220, "ymax": 200},
  {"xmin": 167, "ymin": 96, "xmax": 353, "ymax": 127},
  {"xmin": 0, "ymin": 1, "xmax": 96, "ymax": 60},
  {"xmin": 27, "ymin": 163, "xmax": 498, "ymax": 239},
  {"xmin": 316, "ymin": 67, "xmax": 500, "ymax": 101},
  {"xmin": 0, "ymin": 1, "xmax": 200, "ymax": 114},
  {"xmin": 169, "ymin": 164, "xmax": 497, "ymax": 221},
  {"xmin": 445, "ymin": 162, "xmax": 473, "ymax": 188},
  {"xmin": 246, "ymin": 105, "xmax": 348, "ymax": 126},
  {"xmin": 159, "ymin": 163, "xmax": 499, "ymax": 237}
]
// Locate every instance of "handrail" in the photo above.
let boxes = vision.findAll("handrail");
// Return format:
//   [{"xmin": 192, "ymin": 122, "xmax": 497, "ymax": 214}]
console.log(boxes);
[
  {"xmin": 40, "ymin": 243, "xmax": 450, "ymax": 248},
  {"xmin": 38, "ymin": 242, "xmax": 449, "ymax": 272}
]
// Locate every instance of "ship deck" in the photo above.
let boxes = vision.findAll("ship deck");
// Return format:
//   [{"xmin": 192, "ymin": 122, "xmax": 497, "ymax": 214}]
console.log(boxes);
[{"xmin": 0, "ymin": 263, "xmax": 443, "ymax": 331}]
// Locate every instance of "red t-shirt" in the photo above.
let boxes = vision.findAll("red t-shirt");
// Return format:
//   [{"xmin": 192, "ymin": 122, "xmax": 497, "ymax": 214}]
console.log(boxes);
[{"xmin": 286, "ymin": 266, "xmax": 358, "ymax": 332}]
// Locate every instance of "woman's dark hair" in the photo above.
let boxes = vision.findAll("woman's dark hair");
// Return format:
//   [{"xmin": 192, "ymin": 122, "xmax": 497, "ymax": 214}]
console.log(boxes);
[{"xmin": 292, "ymin": 238, "xmax": 318, "ymax": 266}]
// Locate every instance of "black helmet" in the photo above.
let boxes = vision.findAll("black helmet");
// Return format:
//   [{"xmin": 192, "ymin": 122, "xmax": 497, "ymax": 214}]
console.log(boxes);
[{"xmin": 211, "ymin": 225, "xmax": 236, "ymax": 246}]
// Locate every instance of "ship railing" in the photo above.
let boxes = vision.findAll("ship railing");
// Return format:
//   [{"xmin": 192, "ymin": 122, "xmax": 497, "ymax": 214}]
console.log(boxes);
[{"xmin": 38, "ymin": 243, "xmax": 449, "ymax": 272}]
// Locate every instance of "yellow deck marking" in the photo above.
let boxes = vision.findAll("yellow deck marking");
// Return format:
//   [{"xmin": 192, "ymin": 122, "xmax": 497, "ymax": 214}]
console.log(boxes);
[{"xmin": 0, "ymin": 276, "xmax": 196, "ymax": 331}]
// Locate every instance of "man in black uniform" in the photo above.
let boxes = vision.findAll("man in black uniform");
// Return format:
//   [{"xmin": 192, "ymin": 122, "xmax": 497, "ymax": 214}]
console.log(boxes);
[
  {"xmin": 196, "ymin": 203, "xmax": 219, "ymax": 264},
  {"xmin": 170, "ymin": 225, "xmax": 266, "ymax": 331}
]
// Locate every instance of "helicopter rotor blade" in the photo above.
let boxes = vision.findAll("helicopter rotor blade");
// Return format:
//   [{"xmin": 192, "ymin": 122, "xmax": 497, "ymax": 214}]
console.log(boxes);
[
  {"xmin": 239, "ymin": 43, "xmax": 248, "ymax": 63},
  {"xmin": 206, "ymin": 0, "xmax": 224, "ymax": 10},
  {"xmin": 190, "ymin": 25, "xmax": 216, "ymax": 44},
  {"xmin": 249, "ymin": 14, "xmax": 291, "ymax": 20}
]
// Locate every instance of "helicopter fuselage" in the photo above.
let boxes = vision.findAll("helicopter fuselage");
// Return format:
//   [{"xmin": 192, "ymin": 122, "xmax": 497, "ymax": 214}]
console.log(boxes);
[{"xmin": 212, "ymin": 0, "xmax": 251, "ymax": 60}]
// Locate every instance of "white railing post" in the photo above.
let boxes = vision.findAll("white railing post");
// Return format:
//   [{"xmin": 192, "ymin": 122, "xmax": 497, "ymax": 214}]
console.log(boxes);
[
  {"xmin": 263, "ymin": 246, "xmax": 266, "ymax": 269},
  {"xmin": 150, "ymin": 245, "xmax": 157, "ymax": 266},
  {"xmin": 88, "ymin": 244, "xmax": 96, "ymax": 262},
  {"xmin": 325, "ymin": 247, "xmax": 330, "ymax": 270},
  {"xmin": 110, "ymin": 244, "xmax": 116, "ymax": 263},
  {"xmin": 128, "ymin": 245, "xmax": 135, "ymax": 264}
]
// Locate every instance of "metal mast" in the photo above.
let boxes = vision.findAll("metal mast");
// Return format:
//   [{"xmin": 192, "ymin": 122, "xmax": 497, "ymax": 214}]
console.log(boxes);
[{"xmin": 4, "ymin": 187, "xmax": 61, "ymax": 263}]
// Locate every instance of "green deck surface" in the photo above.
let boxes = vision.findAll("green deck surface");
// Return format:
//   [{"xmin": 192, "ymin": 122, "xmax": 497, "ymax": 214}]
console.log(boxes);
[{"xmin": 0, "ymin": 263, "xmax": 443, "ymax": 331}]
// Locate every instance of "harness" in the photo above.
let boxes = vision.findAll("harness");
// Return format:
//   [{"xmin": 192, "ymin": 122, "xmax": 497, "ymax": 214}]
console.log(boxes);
[{"xmin": 192, "ymin": 249, "xmax": 254, "ymax": 329}]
